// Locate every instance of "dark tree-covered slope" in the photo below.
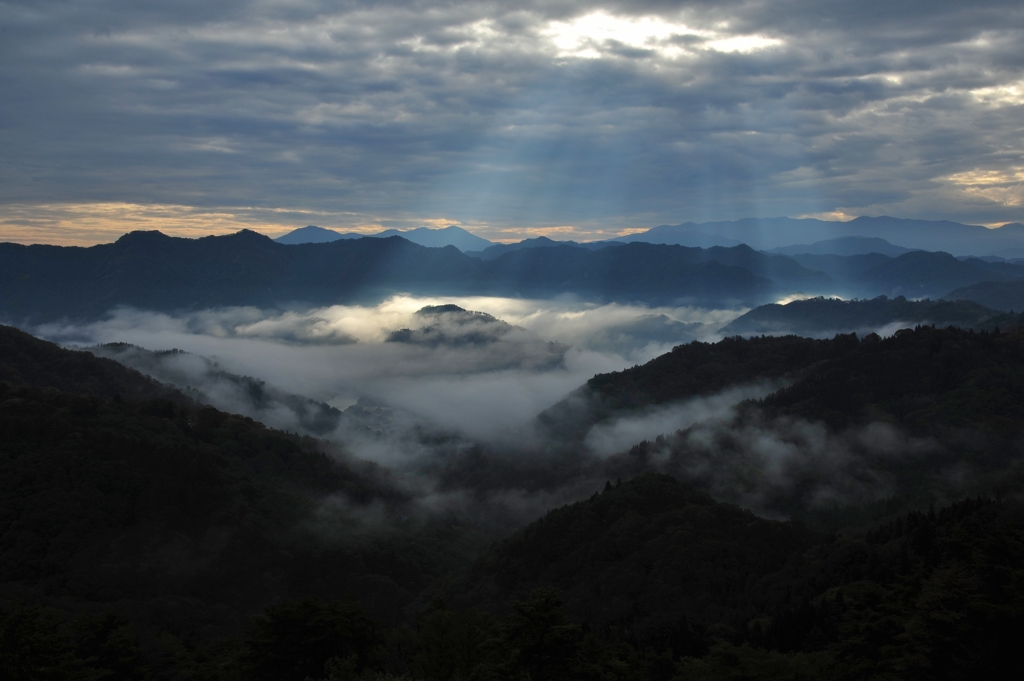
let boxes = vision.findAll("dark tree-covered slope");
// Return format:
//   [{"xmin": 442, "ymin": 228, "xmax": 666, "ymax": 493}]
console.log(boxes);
[
  {"xmin": 543, "ymin": 325, "xmax": 1024, "ymax": 441},
  {"xmin": 0, "ymin": 387, "xmax": 479, "ymax": 625},
  {"xmin": 449, "ymin": 475, "xmax": 818, "ymax": 645},
  {"xmin": 439, "ymin": 474, "xmax": 1024, "ymax": 681},
  {"xmin": 92, "ymin": 342, "xmax": 351, "ymax": 437},
  {"xmin": 760, "ymin": 325, "xmax": 1024, "ymax": 432},
  {"xmin": 0, "ymin": 324, "xmax": 185, "ymax": 403},
  {"xmin": 0, "ymin": 327, "xmax": 487, "ymax": 676},
  {"xmin": 720, "ymin": 296, "xmax": 1016, "ymax": 337},
  {"xmin": 4, "ymin": 326, "xmax": 1024, "ymax": 679},
  {"xmin": 538, "ymin": 334, "xmax": 858, "ymax": 439}
]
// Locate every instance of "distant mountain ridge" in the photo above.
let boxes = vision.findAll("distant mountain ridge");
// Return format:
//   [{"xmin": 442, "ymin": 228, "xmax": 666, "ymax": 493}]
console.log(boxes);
[
  {"xmin": 277, "ymin": 216, "xmax": 1024, "ymax": 257},
  {"xmin": 769, "ymin": 236, "xmax": 916, "ymax": 257},
  {"xmin": 617, "ymin": 216, "xmax": 1024, "ymax": 257},
  {"xmin": 465, "ymin": 236, "xmax": 622, "ymax": 259},
  {"xmin": 7, "ymin": 229, "xmax": 1024, "ymax": 322},
  {"xmin": 0, "ymin": 231, "xmax": 827, "ymax": 322},
  {"xmin": 275, "ymin": 224, "xmax": 493, "ymax": 252},
  {"xmin": 946, "ymin": 280, "xmax": 1024, "ymax": 312}
]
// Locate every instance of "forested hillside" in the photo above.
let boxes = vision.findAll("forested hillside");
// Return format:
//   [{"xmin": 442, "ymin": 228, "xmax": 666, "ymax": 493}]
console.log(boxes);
[
  {"xmin": 0, "ymin": 329, "xmax": 485, "ymax": 678},
  {"xmin": 538, "ymin": 333, "xmax": 854, "ymax": 439},
  {"xmin": 4, "ymin": 325, "xmax": 1024, "ymax": 679},
  {"xmin": 544, "ymin": 324, "xmax": 1024, "ymax": 437},
  {"xmin": 0, "ymin": 325, "xmax": 185, "ymax": 403},
  {"xmin": 435, "ymin": 475, "xmax": 1024, "ymax": 681},
  {"xmin": 758, "ymin": 325, "xmax": 1024, "ymax": 432},
  {"xmin": 721, "ymin": 296, "xmax": 1017, "ymax": 336}
]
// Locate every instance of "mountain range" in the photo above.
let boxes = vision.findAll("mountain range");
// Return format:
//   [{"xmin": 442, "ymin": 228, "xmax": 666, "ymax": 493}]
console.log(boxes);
[
  {"xmin": 615, "ymin": 215, "xmax": 1024, "ymax": 257},
  {"xmin": 7, "ymin": 229, "xmax": 1024, "ymax": 323},
  {"xmin": 767, "ymin": 236, "xmax": 917, "ymax": 257},
  {"xmin": 275, "ymin": 224, "xmax": 493, "ymax": 252},
  {"xmin": 0, "ymin": 232, "xmax": 801, "ymax": 321},
  {"xmin": 273, "ymin": 215, "xmax": 1024, "ymax": 259}
]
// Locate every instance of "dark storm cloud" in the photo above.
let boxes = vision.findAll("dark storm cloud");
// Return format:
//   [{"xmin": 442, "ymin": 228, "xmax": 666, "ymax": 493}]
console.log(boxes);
[{"xmin": 1, "ymin": 0, "xmax": 1023, "ymax": 240}]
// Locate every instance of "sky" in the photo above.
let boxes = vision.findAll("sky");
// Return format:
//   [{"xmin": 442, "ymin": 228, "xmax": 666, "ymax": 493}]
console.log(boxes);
[{"xmin": 1, "ymin": 0, "xmax": 1023, "ymax": 245}]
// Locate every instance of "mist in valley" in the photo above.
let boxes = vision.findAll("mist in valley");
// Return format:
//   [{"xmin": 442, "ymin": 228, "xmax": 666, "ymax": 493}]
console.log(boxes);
[{"xmin": 28, "ymin": 294, "xmax": 982, "ymax": 532}]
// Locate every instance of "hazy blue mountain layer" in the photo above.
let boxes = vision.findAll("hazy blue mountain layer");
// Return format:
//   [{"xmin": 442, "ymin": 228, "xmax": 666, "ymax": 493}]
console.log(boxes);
[
  {"xmin": 790, "ymin": 250, "xmax": 1024, "ymax": 299},
  {"xmin": 946, "ymin": 279, "xmax": 1024, "ymax": 312},
  {"xmin": 769, "ymin": 236, "xmax": 916, "ymax": 257},
  {"xmin": 0, "ymin": 231, "xmax": 817, "ymax": 321},
  {"xmin": 371, "ymin": 225, "xmax": 494, "ymax": 251},
  {"xmin": 7, "ymin": 229, "xmax": 1024, "ymax": 324},
  {"xmin": 618, "ymin": 215, "xmax": 1024, "ymax": 256},
  {"xmin": 275, "ymin": 224, "xmax": 493, "ymax": 251},
  {"xmin": 274, "ymin": 225, "xmax": 364, "ymax": 244},
  {"xmin": 464, "ymin": 235, "xmax": 622, "ymax": 259}
]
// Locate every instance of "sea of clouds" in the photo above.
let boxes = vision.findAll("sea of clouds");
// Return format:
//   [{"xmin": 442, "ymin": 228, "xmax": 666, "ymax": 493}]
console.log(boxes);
[{"xmin": 30, "ymin": 296, "xmax": 981, "ymax": 531}]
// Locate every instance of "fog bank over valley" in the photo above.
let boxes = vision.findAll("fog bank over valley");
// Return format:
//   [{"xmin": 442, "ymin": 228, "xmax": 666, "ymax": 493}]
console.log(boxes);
[{"xmin": 26, "ymin": 294, "xmax": 1012, "ymax": 532}]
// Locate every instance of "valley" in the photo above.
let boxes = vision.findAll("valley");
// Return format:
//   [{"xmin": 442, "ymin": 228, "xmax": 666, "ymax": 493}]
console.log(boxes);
[{"xmin": 4, "ymin": 237, "xmax": 1024, "ymax": 678}]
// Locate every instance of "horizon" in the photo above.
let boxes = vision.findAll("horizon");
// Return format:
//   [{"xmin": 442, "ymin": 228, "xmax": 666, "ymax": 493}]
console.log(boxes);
[{"xmin": 2, "ymin": 213, "xmax": 1019, "ymax": 248}]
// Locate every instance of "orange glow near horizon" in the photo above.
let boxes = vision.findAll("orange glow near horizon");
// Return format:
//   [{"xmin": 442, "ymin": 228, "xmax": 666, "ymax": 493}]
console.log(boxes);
[
  {"xmin": 0, "ymin": 203, "xmax": 646, "ymax": 246},
  {"xmin": 4, "ymin": 201, "xmax": 1016, "ymax": 247},
  {"xmin": 0, "ymin": 203, "xmax": 412, "ymax": 246}
]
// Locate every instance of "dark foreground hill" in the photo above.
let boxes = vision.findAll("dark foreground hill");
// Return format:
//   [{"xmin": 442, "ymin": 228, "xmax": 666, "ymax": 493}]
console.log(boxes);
[
  {"xmin": 0, "ymin": 324, "xmax": 187, "ymax": 403},
  {"xmin": 538, "ymin": 333, "xmax": 851, "ymax": 440},
  {"xmin": 544, "ymin": 324, "xmax": 1024, "ymax": 437},
  {"xmin": 0, "ymin": 326, "xmax": 486, "ymax": 677},
  {"xmin": 91, "ymin": 342, "xmax": 350, "ymax": 437},
  {"xmin": 5, "ymin": 325, "xmax": 1024, "ymax": 680},
  {"xmin": 720, "ymin": 296, "xmax": 1017, "ymax": 336},
  {"xmin": 435, "ymin": 474, "xmax": 1024, "ymax": 681},
  {"xmin": 446, "ymin": 475, "xmax": 819, "ymax": 641},
  {"xmin": 537, "ymin": 324, "xmax": 1024, "ymax": 530}
]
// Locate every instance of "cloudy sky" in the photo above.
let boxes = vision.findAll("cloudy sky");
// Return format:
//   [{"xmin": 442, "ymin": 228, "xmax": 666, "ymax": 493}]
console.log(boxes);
[{"xmin": 2, "ymin": 0, "xmax": 1022, "ymax": 244}]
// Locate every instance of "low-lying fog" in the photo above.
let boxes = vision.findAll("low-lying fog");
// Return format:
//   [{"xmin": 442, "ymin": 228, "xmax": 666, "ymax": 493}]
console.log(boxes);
[
  {"xmin": 38, "ymin": 295, "xmax": 738, "ymax": 441},
  {"xmin": 29, "ymin": 296, "xmax": 973, "ymax": 530}
]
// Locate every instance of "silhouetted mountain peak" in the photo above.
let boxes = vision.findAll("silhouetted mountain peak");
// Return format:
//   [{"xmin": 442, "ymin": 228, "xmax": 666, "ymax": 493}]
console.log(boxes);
[
  {"xmin": 115, "ymin": 230, "xmax": 174, "ymax": 244},
  {"xmin": 215, "ymin": 229, "xmax": 276, "ymax": 243},
  {"xmin": 275, "ymin": 225, "xmax": 349, "ymax": 244}
]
